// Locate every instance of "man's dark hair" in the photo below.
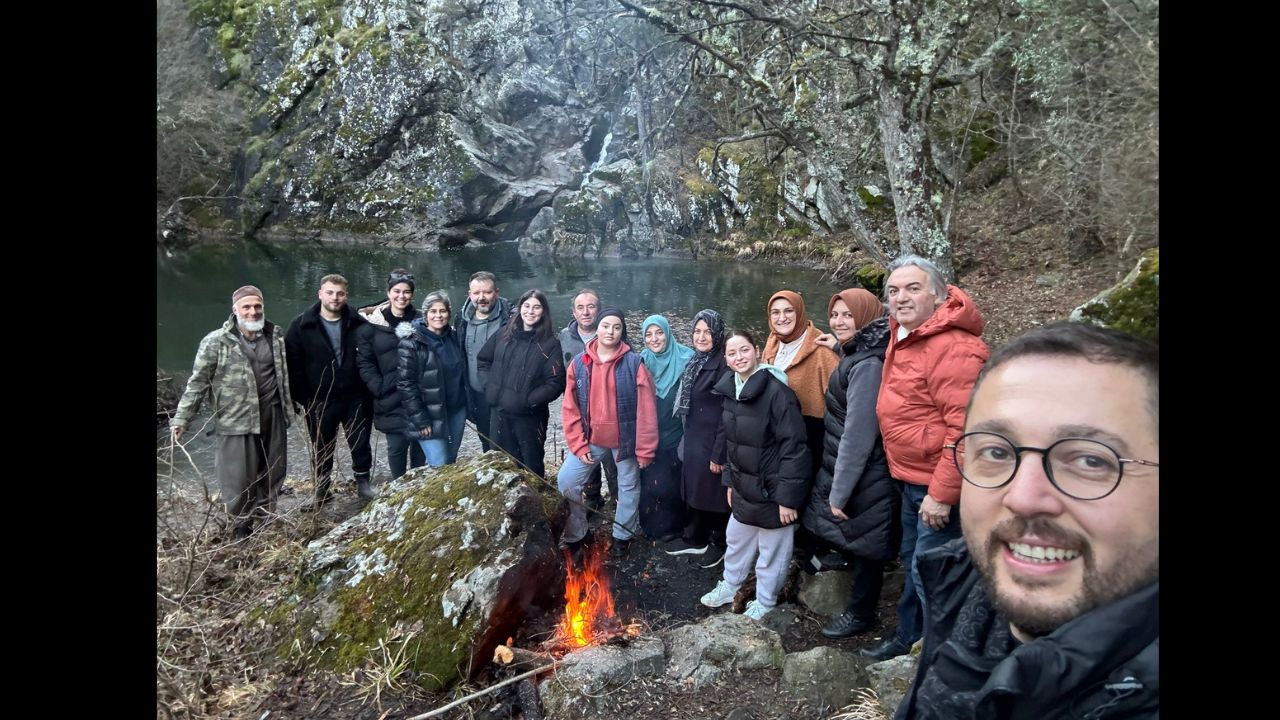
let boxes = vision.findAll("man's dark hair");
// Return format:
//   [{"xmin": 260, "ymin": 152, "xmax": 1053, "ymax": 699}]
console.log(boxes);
[
  {"xmin": 504, "ymin": 289, "xmax": 554, "ymax": 341},
  {"xmin": 469, "ymin": 271, "xmax": 497, "ymax": 287},
  {"xmin": 974, "ymin": 322, "xmax": 1158, "ymax": 429}
]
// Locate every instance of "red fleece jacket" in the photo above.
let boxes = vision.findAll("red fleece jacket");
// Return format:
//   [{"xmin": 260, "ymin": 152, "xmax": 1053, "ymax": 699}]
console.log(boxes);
[{"xmin": 562, "ymin": 338, "xmax": 658, "ymax": 465}]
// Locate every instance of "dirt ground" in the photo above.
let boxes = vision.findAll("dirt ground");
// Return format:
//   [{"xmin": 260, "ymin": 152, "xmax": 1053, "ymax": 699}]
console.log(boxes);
[{"xmin": 156, "ymin": 181, "xmax": 1146, "ymax": 719}]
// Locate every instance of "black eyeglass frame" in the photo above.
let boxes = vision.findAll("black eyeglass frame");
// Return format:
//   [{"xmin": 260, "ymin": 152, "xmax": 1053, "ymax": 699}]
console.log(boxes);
[{"xmin": 944, "ymin": 431, "xmax": 1159, "ymax": 501}]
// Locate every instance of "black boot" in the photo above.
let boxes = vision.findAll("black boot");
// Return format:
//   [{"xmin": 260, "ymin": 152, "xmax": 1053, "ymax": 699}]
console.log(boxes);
[
  {"xmin": 821, "ymin": 610, "xmax": 873, "ymax": 639},
  {"xmin": 356, "ymin": 478, "xmax": 376, "ymax": 500},
  {"xmin": 859, "ymin": 635, "xmax": 912, "ymax": 661}
]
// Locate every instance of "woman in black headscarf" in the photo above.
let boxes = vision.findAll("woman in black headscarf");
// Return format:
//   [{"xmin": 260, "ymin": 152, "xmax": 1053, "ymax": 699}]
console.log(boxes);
[{"xmin": 666, "ymin": 309, "xmax": 732, "ymax": 566}]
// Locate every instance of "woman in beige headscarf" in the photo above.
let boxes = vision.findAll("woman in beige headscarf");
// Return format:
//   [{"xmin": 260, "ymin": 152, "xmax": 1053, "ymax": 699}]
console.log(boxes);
[{"xmin": 762, "ymin": 290, "xmax": 839, "ymax": 478}]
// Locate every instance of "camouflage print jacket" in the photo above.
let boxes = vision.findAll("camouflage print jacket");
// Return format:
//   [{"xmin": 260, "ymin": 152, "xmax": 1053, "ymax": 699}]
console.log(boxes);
[{"xmin": 170, "ymin": 315, "xmax": 294, "ymax": 435}]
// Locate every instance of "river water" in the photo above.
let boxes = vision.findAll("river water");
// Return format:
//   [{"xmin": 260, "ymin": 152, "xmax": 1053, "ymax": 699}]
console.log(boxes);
[{"xmin": 157, "ymin": 241, "xmax": 844, "ymax": 373}]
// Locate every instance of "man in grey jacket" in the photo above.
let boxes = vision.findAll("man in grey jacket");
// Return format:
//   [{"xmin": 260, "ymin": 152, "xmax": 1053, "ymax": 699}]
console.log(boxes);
[
  {"xmin": 456, "ymin": 271, "xmax": 511, "ymax": 451},
  {"xmin": 558, "ymin": 288, "xmax": 616, "ymax": 507},
  {"xmin": 170, "ymin": 285, "xmax": 295, "ymax": 540}
]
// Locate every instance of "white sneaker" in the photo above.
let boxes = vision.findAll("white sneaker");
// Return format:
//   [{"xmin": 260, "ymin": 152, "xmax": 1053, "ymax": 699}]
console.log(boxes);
[
  {"xmin": 743, "ymin": 600, "xmax": 772, "ymax": 621},
  {"xmin": 700, "ymin": 579, "xmax": 739, "ymax": 608}
]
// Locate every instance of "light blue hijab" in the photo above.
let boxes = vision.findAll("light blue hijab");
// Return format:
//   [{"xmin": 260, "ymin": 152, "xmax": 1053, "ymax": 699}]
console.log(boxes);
[{"xmin": 639, "ymin": 314, "xmax": 695, "ymax": 399}]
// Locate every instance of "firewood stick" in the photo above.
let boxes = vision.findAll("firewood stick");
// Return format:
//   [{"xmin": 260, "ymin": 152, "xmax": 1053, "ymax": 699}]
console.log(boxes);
[{"xmin": 406, "ymin": 662, "xmax": 558, "ymax": 720}]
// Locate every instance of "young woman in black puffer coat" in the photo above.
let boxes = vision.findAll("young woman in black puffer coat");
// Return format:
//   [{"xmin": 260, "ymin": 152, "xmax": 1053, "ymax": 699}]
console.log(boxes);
[
  {"xmin": 476, "ymin": 289, "xmax": 566, "ymax": 479},
  {"xmin": 802, "ymin": 288, "xmax": 897, "ymax": 639},
  {"xmin": 699, "ymin": 329, "xmax": 811, "ymax": 622},
  {"xmin": 355, "ymin": 268, "xmax": 426, "ymax": 481}
]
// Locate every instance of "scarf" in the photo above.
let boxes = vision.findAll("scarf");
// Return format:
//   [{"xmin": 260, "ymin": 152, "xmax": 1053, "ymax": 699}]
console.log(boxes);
[
  {"xmin": 639, "ymin": 314, "xmax": 694, "ymax": 399},
  {"xmin": 676, "ymin": 308, "xmax": 726, "ymax": 417}
]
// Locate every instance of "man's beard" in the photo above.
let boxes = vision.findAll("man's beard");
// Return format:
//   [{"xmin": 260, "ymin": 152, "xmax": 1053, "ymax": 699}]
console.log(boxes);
[
  {"xmin": 968, "ymin": 516, "xmax": 1158, "ymax": 638},
  {"xmin": 239, "ymin": 318, "xmax": 266, "ymax": 333}
]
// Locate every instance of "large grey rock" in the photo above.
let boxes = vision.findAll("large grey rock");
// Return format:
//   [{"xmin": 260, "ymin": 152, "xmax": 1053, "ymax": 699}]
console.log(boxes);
[
  {"xmin": 798, "ymin": 570, "xmax": 854, "ymax": 616},
  {"xmin": 866, "ymin": 652, "xmax": 919, "ymax": 716},
  {"xmin": 782, "ymin": 646, "xmax": 869, "ymax": 712},
  {"xmin": 264, "ymin": 454, "xmax": 564, "ymax": 691},
  {"xmin": 664, "ymin": 613, "xmax": 785, "ymax": 689},
  {"xmin": 538, "ymin": 637, "xmax": 666, "ymax": 717}
]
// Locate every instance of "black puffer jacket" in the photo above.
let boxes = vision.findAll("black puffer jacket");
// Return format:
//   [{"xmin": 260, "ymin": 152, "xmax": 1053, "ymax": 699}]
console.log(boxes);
[
  {"xmin": 897, "ymin": 540, "xmax": 1159, "ymax": 720},
  {"xmin": 714, "ymin": 368, "xmax": 811, "ymax": 529},
  {"xmin": 284, "ymin": 301, "xmax": 369, "ymax": 409},
  {"xmin": 395, "ymin": 321, "xmax": 453, "ymax": 438},
  {"xmin": 477, "ymin": 328, "xmax": 566, "ymax": 416},
  {"xmin": 355, "ymin": 302, "xmax": 420, "ymax": 433},
  {"xmin": 802, "ymin": 317, "xmax": 896, "ymax": 560}
]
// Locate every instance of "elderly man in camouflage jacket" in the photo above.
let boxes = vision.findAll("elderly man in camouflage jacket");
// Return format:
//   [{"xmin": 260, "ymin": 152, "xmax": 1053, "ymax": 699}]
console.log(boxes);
[{"xmin": 170, "ymin": 285, "xmax": 295, "ymax": 540}]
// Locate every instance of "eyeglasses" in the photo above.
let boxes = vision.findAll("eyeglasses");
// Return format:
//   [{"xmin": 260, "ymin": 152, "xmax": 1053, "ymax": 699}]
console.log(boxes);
[{"xmin": 945, "ymin": 431, "xmax": 1159, "ymax": 501}]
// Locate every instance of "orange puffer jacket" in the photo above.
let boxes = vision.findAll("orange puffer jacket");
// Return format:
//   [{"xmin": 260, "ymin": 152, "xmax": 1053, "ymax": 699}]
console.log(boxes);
[{"xmin": 876, "ymin": 285, "xmax": 989, "ymax": 505}]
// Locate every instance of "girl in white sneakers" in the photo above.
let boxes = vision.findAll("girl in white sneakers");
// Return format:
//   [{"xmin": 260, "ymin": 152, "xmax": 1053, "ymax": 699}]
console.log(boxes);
[{"xmin": 700, "ymin": 329, "xmax": 811, "ymax": 620}]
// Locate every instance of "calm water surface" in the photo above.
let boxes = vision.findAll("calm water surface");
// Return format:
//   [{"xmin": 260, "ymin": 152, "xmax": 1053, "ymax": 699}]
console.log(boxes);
[{"xmin": 157, "ymin": 242, "xmax": 845, "ymax": 372}]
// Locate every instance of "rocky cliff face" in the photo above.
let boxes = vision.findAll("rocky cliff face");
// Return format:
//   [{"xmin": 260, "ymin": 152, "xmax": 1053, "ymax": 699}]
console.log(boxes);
[{"xmin": 188, "ymin": 0, "xmax": 606, "ymax": 248}]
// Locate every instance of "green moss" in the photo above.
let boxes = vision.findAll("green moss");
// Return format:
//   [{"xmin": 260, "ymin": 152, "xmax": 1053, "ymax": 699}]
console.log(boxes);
[
  {"xmin": 853, "ymin": 263, "xmax": 887, "ymax": 296},
  {"xmin": 266, "ymin": 456, "xmax": 560, "ymax": 691},
  {"xmin": 1080, "ymin": 248, "xmax": 1159, "ymax": 341}
]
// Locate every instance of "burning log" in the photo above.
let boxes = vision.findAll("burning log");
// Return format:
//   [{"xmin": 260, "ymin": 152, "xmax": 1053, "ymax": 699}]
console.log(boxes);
[{"xmin": 494, "ymin": 643, "xmax": 556, "ymax": 673}]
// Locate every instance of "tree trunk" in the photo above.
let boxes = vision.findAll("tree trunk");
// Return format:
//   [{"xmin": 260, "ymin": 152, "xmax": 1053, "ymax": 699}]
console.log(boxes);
[{"xmin": 877, "ymin": 82, "xmax": 954, "ymax": 281}]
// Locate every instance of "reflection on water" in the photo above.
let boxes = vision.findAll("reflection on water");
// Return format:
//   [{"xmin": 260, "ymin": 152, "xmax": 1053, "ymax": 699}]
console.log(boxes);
[{"xmin": 158, "ymin": 242, "xmax": 847, "ymax": 372}]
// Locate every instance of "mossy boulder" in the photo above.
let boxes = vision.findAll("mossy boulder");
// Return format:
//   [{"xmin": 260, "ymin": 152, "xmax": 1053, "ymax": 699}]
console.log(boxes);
[
  {"xmin": 853, "ymin": 262, "xmax": 887, "ymax": 296},
  {"xmin": 1071, "ymin": 248, "xmax": 1159, "ymax": 341},
  {"xmin": 267, "ymin": 453, "xmax": 565, "ymax": 691}
]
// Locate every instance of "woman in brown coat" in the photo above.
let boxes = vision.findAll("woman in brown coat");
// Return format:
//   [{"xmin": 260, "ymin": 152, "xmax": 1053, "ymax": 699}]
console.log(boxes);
[{"xmin": 761, "ymin": 290, "xmax": 839, "ymax": 478}]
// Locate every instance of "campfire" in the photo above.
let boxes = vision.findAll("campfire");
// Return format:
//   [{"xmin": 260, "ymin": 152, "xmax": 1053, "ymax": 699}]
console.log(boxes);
[{"xmin": 552, "ymin": 538, "xmax": 638, "ymax": 649}]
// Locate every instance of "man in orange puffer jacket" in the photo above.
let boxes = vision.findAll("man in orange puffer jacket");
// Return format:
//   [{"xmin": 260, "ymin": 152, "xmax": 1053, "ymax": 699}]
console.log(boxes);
[{"xmin": 860, "ymin": 255, "xmax": 990, "ymax": 662}]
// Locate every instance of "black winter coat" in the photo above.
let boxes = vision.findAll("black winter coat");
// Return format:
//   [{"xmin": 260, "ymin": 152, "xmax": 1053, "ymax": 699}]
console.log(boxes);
[
  {"xmin": 284, "ymin": 302, "xmax": 369, "ymax": 410},
  {"xmin": 802, "ymin": 317, "xmax": 896, "ymax": 560},
  {"xmin": 477, "ymin": 329, "xmax": 565, "ymax": 416},
  {"xmin": 714, "ymin": 369, "xmax": 811, "ymax": 529},
  {"xmin": 355, "ymin": 303, "xmax": 420, "ymax": 433},
  {"xmin": 395, "ymin": 321, "xmax": 460, "ymax": 438},
  {"xmin": 680, "ymin": 354, "xmax": 729, "ymax": 513},
  {"xmin": 897, "ymin": 540, "xmax": 1159, "ymax": 720}
]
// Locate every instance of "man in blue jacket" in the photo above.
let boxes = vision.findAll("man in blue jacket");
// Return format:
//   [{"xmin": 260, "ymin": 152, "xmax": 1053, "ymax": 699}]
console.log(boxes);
[
  {"xmin": 895, "ymin": 323, "xmax": 1158, "ymax": 719},
  {"xmin": 456, "ymin": 271, "xmax": 511, "ymax": 452}
]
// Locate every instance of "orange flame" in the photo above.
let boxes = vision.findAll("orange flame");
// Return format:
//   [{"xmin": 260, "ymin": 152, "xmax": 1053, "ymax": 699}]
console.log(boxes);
[{"xmin": 559, "ymin": 542, "xmax": 616, "ymax": 647}]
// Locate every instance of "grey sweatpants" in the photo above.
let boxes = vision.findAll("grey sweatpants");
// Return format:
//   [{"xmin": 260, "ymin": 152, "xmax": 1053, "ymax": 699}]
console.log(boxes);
[
  {"xmin": 215, "ymin": 400, "xmax": 287, "ymax": 536},
  {"xmin": 723, "ymin": 516, "xmax": 797, "ymax": 608}
]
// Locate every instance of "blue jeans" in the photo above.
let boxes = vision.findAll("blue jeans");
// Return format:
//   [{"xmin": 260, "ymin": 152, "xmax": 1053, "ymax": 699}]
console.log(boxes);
[
  {"xmin": 418, "ymin": 407, "xmax": 467, "ymax": 468},
  {"xmin": 557, "ymin": 444, "xmax": 641, "ymax": 543},
  {"xmin": 893, "ymin": 480, "xmax": 961, "ymax": 646}
]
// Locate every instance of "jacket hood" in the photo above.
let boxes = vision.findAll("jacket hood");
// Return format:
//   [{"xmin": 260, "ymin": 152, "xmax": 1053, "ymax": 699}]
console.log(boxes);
[
  {"xmin": 395, "ymin": 320, "xmax": 417, "ymax": 340},
  {"xmin": 892, "ymin": 284, "xmax": 985, "ymax": 342},
  {"xmin": 582, "ymin": 336, "xmax": 632, "ymax": 365}
]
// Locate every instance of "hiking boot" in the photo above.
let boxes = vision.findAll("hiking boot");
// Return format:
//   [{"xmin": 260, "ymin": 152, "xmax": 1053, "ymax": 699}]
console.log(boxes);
[
  {"xmin": 610, "ymin": 538, "xmax": 631, "ymax": 559},
  {"xmin": 356, "ymin": 479, "xmax": 376, "ymax": 500},
  {"xmin": 700, "ymin": 579, "xmax": 739, "ymax": 608},
  {"xmin": 821, "ymin": 610, "xmax": 873, "ymax": 639},
  {"xmin": 743, "ymin": 600, "xmax": 772, "ymax": 621}
]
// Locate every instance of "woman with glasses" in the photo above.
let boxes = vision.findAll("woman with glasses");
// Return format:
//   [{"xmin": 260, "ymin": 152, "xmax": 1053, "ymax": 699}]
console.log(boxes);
[
  {"xmin": 476, "ymin": 289, "xmax": 565, "ymax": 479},
  {"xmin": 397, "ymin": 290, "xmax": 468, "ymax": 467},
  {"xmin": 355, "ymin": 269, "xmax": 426, "ymax": 481},
  {"xmin": 801, "ymin": 289, "xmax": 897, "ymax": 638},
  {"xmin": 762, "ymin": 290, "xmax": 840, "ymax": 480}
]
